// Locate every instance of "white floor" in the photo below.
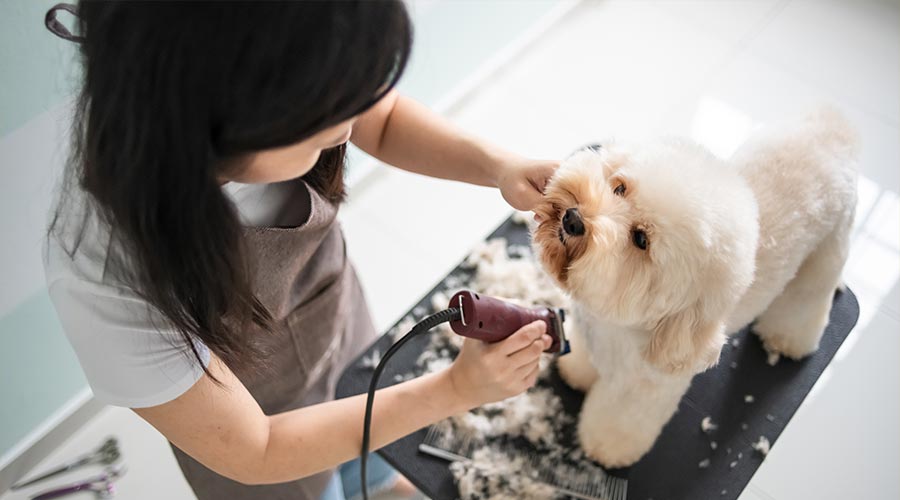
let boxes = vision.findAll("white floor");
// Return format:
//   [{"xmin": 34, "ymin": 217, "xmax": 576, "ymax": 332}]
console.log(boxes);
[{"xmin": 4, "ymin": 1, "xmax": 897, "ymax": 499}]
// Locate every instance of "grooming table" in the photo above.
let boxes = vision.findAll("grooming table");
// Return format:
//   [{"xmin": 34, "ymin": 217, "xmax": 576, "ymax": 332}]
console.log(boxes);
[{"xmin": 337, "ymin": 216, "xmax": 860, "ymax": 500}]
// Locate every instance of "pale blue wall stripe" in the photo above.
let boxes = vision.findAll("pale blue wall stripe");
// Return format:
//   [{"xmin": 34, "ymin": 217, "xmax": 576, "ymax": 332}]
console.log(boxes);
[
  {"xmin": 0, "ymin": 0, "xmax": 80, "ymax": 136},
  {"xmin": 0, "ymin": 291, "xmax": 87, "ymax": 455}
]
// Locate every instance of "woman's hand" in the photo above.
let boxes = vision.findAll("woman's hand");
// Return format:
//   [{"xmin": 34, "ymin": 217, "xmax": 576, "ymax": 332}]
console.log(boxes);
[
  {"xmin": 446, "ymin": 320, "xmax": 552, "ymax": 409},
  {"xmin": 495, "ymin": 158, "xmax": 560, "ymax": 211}
]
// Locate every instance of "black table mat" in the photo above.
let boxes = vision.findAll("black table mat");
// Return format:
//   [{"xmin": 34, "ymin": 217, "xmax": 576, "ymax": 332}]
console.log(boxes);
[{"xmin": 337, "ymin": 216, "xmax": 860, "ymax": 500}]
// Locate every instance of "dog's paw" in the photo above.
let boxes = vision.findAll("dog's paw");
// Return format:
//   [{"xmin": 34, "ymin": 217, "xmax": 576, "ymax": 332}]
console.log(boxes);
[
  {"xmin": 759, "ymin": 335, "xmax": 819, "ymax": 361},
  {"xmin": 754, "ymin": 323, "xmax": 824, "ymax": 360},
  {"xmin": 577, "ymin": 420, "xmax": 651, "ymax": 468}
]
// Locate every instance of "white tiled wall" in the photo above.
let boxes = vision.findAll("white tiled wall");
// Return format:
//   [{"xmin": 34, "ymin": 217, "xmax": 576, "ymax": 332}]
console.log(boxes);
[{"xmin": 4, "ymin": 1, "xmax": 897, "ymax": 499}]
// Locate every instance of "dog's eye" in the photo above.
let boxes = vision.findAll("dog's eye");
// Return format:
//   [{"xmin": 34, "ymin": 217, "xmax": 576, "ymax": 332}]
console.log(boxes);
[
  {"xmin": 613, "ymin": 182, "xmax": 626, "ymax": 196},
  {"xmin": 632, "ymin": 229, "xmax": 648, "ymax": 250}
]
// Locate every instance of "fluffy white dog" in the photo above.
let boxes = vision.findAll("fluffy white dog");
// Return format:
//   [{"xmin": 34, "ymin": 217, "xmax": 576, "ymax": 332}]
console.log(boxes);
[{"xmin": 532, "ymin": 109, "xmax": 858, "ymax": 468}]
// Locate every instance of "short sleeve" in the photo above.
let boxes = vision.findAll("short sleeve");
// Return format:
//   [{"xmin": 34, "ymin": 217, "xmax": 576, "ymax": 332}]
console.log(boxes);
[{"xmin": 48, "ymin": 277, "xmax": 211, "ymax": 408}]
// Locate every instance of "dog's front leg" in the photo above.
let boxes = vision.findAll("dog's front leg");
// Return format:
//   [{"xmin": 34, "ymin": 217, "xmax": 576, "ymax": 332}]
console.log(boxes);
[
  {"xmin": 556, "ymin": 322, "xmax": 598, "ymax": 392},
  {"xmin": 577, "ymin": 373, "xmax": 691, "ymax": 468}
]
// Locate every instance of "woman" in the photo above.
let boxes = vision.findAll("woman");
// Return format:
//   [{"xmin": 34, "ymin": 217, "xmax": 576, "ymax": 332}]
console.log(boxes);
[{"xmin": 44, "ymin": 2, "xmax": 558, "ymax": 499}]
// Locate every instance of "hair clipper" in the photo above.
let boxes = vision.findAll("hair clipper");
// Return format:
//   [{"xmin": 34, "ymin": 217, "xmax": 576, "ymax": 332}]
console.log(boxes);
[{"xmin": 448, "ymin": 291, "xmax": 570, "ymax": 354}]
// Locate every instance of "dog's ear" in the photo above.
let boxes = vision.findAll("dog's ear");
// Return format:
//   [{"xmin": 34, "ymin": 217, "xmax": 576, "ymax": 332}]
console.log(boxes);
[{"xmin": 645, "ymin": 305, "xmax": 726, "ymax": 373}]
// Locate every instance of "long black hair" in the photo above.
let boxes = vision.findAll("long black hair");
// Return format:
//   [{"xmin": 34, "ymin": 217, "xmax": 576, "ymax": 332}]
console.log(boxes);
[{"xmin": 50, "ymin": 1, "xmax": 412, "ymax": 377}]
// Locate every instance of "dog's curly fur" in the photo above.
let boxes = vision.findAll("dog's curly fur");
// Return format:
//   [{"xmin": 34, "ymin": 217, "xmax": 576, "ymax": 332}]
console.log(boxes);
[{"xmin": 532, "ymin": 108, "xmax": 858, "ymax": 467}]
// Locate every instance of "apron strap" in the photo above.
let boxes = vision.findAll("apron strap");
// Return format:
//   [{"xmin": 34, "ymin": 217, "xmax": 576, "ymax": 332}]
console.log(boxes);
[{"xmin": 45, "ymin": 3, "xmax": 84, "ymax": 43}]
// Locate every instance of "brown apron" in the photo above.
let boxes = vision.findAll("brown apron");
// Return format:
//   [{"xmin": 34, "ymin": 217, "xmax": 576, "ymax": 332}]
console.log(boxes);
[{"xmin": 171, "ymin": 180, "xmax": 377, "ymax": 500}]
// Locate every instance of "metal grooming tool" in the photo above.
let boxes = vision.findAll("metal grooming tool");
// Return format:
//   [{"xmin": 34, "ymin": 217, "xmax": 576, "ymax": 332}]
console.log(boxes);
[
  {"xmin": 419, "ymin": 427, "xmax": 627, "ymax": 500},
  {"xmin": 29, "ymin": 464, "xmax": 126, "ymax": 500},
  {"xmin": 12, "ymin": 437, "xmax": 121, "ymax": 490}
]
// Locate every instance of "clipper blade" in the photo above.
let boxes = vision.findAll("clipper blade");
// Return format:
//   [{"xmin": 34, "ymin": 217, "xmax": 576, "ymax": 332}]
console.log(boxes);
[{"xmin": 549, "ymin": 307, "xmax": 570, "ymax": 355}]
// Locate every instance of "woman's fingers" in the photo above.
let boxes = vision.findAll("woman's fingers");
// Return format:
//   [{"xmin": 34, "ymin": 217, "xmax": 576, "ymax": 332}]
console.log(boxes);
[
  {"xmin": 448, "ymin": 323, "xmax": 549, "ymax": 406},
  {"xmin": 517, "ymin": 184, "xmax": 544, "ymax": 211},
  {"xmin": 507, "ymin": 334, "xmax": 552, "ymax": 369},
  {"xmin": 498, "ymin": 159, "xmax": 560, "ymax": 211},
  {"xmin": 529, "ymin": 160, "xmax": 560, "ymax": 192},
  {"xmin": 493, "ymin": 320, "xmax": 547, "ymax": 356}
]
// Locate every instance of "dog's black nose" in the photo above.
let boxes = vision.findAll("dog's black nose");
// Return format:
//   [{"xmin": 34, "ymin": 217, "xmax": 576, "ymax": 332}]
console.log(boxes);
[{"xmin": 562, "ymin": 208, "xmax": 585, "ymax": 236}]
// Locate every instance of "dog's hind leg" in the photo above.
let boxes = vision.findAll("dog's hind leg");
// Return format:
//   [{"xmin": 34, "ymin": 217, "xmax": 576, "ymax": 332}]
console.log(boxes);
[{"xmin": 753, "ymin": 218, "xmax": 852, "ymax": 359}]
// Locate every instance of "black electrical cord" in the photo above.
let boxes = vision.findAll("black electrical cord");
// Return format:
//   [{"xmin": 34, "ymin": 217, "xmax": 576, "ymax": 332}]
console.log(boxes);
[{"xmin": 360, "ymin": 307, "xmax": 462, "ymax": 500}]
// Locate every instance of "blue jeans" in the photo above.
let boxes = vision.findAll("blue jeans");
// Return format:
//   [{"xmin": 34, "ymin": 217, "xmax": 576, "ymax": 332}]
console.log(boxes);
[{"xmin": 319, "ymin": 454, "xmax": 398, "ymax": 500}]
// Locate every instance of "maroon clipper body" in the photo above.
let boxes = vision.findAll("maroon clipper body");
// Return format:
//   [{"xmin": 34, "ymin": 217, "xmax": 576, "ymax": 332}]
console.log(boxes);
[{"xmin": 448, "ymin": 290, "xmax": 569, "ymax": 354}]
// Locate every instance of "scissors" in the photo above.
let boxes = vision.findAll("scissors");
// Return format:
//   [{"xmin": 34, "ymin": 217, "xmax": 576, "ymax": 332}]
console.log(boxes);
[
  {"xmin": 29, "ymin": 464, "xmax": 126, "ymax": 500},
  {"xmin": 12, "ymin": 437, "xmax": 121, "ymax": 490}
]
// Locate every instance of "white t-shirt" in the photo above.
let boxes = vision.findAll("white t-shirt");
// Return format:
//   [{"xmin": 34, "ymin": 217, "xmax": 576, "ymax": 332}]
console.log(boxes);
[{"xmin": 44, "ymin": 181, "xmax": 304, "ymax": 408}]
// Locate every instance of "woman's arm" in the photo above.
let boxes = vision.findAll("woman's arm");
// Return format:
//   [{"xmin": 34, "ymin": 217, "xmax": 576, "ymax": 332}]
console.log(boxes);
[
  {"xmin": 134, "ymin": 321, "xmax": 550, "ymax": 485},
  {"xmin": 350, "ymin": 91, "xmax": 558, "ymax": 211}
]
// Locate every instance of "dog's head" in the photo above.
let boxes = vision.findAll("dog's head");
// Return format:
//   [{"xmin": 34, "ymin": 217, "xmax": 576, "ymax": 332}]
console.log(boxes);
[{"xmin": 533, "ymin": 140, "xmax": 759, "ymax": 373}]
